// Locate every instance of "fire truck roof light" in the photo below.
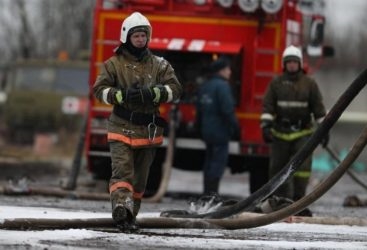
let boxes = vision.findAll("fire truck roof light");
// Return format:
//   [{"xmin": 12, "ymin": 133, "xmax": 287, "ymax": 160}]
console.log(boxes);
[
  {"xmin": 261, "ymin": 0, "xmax": 284, "ymax": 14},
  {"xmin": 238, "ymin": 0, "xmax": 260, "ymax": 13},
  {"xmin": 217, "ymin": 0, "xmax": 234, "ymax": 8}
]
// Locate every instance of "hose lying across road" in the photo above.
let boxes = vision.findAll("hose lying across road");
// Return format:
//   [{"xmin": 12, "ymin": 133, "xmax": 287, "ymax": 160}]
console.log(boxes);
[
  {"xmin": 1, "ymin": 68, "xmax": 367, "ymax": 230},
  {"xmin": 163, "ymin": 67, "xmax": 367, "ymax": 219},
  {"xmin": 142, "ymin": 123, "xmax": 367, "ymax": 229},
  {"xmin": 1, "ymin": 123, "xmax": 367, "ymax": 230}
]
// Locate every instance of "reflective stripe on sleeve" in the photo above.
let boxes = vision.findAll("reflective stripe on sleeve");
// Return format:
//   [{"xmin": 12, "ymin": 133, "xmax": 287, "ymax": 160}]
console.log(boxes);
[
  {"xmin": 103, "ymin": 88, "xmax": 111, "ymax": 105},
  {"xmin": 260, "ymin": 113, "xmax": 274, "ymax": 121},
  {"xmin": 164, "ymin": 85, "xmax": 173, "ymax": 102}
]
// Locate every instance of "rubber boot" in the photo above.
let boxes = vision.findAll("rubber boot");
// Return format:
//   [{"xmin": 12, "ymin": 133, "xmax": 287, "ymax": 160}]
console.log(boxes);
[
  {"xmin": 203, "ymin": 177, "xmax": 220, "ymax": 195},
  {"xmin": 111, "ymin": 189, "xmax": 136, "ymax": 232},
  {"xmin": 126, "ymin": 198, "xmax": 141, "ymax": 232},
  {"xmin": 133, "ymin": 198, "xmax": 141, "ymax": 217}
]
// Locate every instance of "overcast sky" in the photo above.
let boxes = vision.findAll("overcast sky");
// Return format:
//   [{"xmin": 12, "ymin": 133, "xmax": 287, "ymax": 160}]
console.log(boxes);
[{"xmin": 324, "ymin": 0, "xmax": 366, "ymax": 35}]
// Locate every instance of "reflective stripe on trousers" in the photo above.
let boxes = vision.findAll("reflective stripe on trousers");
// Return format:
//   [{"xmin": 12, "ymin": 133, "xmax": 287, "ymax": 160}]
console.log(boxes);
[
  {"xmin": 271, "ymin": 128, "xmax": 314, "ymax": 141},
  {"xmin": 108, "ymin": 132, "xmax": 163, "ymax": 147}
]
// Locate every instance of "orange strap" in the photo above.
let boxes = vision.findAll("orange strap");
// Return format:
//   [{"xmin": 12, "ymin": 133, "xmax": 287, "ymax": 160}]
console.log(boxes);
[
  {"xmin": 108, "ymin": 132, "xmax": 163, "ymax": 147},
  {"xmin": 133, "ymin": 192, "xmax": 144, "ymax": 200},
  {"xmin": 109, "ymin": 182, "xmax": 144, "ymax": 199},
  {"xmin": 109, "ymin": 181, "xmax": 133, "ymax": 194}
]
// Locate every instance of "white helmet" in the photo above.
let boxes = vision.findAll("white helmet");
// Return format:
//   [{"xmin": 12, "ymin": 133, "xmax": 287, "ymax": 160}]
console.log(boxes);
[
  {"xmin": 282, "ymin": 45, "xmax": 303, "ymax": 68},
  {"xmin": 120, "ymin": 12, "xmax": 152, "ymax": 43}
]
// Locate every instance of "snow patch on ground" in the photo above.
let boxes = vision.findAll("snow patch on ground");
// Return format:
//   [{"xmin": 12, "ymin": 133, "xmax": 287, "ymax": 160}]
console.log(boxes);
[{"xmin": 1, "ymin": 205, "xmax": 367, "ymax": 249}]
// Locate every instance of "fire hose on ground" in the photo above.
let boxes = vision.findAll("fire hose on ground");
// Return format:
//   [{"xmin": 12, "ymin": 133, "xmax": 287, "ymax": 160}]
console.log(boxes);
[
  {"xmin": 162, "ymin": 67, "xmax": 367, "ymax": 219},
  {"xmin": 1, "ymin": 123, "xmax": 367, "ymax": 230},
  {"xmin": 1, "ymin": 68, "xmax": 367, "ymax": 230}
]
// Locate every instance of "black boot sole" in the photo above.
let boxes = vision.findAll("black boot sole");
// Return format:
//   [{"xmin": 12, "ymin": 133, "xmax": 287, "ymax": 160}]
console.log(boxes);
[{"xmin": 112, "ymin": 205, "xmax": 127, "ymax": 224}]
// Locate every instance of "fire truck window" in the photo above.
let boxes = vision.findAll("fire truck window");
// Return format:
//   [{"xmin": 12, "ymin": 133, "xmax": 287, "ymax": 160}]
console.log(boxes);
[{"xmin": 153, "ymin": 50, "xmax": 241, "ymax": 105}]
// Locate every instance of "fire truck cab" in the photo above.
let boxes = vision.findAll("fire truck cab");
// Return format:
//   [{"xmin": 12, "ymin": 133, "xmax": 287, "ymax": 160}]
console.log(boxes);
[{"xmin": 87, "ymin": 0, "xmax": 332, "ymax": 195}]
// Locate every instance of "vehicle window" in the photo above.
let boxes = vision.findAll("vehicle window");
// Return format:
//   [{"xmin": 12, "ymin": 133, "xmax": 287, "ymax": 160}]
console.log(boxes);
[
  {"xmin": 14, "ymin": 67, "xmax": 55, "ymax": 91},
  {"xmin": 54, "ymin": 68, "xmax": 89, "ymax": 96}
]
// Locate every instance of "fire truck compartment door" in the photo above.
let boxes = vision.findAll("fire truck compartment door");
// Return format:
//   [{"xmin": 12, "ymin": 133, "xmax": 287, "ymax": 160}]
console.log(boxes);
[{"xmin": 149, "ymin": 38, "xmax": 242, "ymax": 54}]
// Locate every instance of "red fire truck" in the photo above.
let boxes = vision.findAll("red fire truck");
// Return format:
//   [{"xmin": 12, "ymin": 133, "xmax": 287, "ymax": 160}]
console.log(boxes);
[{"xmin": 86, "ymin": 0, "xmax": 332, "ymax": 195}]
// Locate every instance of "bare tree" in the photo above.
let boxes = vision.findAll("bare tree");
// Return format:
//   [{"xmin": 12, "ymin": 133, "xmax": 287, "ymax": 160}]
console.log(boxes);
[
  {"xmin": 36, "ymin": 0, "xmax": 95, "ymax": 59},
  {"xmin": 323, "ymin": 0, "xmax": 367, "ymax": 70},
  {"xmin": 0, "ymin": 0, "xmax": 33, "ymax": 60},
  {"xmin": 0, "ymin": 0, "xmax": 95, "ymax": 61},
  {"xmin": 16, "ymin": 0, "xmax": 36, "ymax": 59}
]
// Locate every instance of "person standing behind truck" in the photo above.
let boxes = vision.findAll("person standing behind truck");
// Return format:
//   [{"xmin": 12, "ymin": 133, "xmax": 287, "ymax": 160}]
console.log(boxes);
[
  {"xmin": 260, "ymin": 45, "xmax": 328, "ymax": 211},
  {"xmin": 93, "ymin": 12, "xmax": 182, "ymax": 231},
  {"xmin": 196, "ymin": 56, "xmax": 240, "ymax": 196}
]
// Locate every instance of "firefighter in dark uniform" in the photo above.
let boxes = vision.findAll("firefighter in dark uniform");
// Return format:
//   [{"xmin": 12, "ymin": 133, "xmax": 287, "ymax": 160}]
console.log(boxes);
[
  {"xmin": 260, "ymin": 45, "xmax": 328, "ymax": 204},
  {"xmin": 196, "ymin": 56, "xmax": 240, "ymax": 195},
  {"xmin": 93, "ymin": 12, "xmax": 182, "ymax": 231}
]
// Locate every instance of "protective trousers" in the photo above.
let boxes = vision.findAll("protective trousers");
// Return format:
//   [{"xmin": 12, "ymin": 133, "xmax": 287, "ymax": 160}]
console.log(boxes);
[
  {"xmin": 269, "ymin": 135, "xmax": 312, "ymax": 201},
  {"xmin": 109, "ymin": 141, "xmax": 156, "ymax": 217}
]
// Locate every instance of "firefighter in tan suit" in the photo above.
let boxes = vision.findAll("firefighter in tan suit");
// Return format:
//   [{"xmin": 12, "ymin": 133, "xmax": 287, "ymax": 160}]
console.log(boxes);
[
  {"xmin": 93, "ymin": 12, "xmax": 182, "ymax": 231},
  {"xmin": 260, "ymin": 45, "xmax": 328, "ymax": 207}
]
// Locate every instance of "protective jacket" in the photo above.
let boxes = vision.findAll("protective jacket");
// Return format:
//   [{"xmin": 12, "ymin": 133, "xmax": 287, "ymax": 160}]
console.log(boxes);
[
  {"xmin": 261, "ymin": 71, "xmax": 326, "ymax": 141},
  {"xmin": 196, "ymin": 74, "xmax": 239, "ymax": 144},
  {"xmin": 93, "ymin": 48, "xmax": 182, "ymax": 147}
]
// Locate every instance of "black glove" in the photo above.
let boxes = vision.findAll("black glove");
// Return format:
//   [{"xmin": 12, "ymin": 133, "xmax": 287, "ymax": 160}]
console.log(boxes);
[
  {"xmin": 262, "ymin": 127, "xmax": 273, "ymax": 143},
  {"xmin": 107, "ymin": 88, "xmax": 125, "ymax": 105},
  {"xmin": 126, "ymin": 87, "xmax": 155, "ymax": 105},
  {"xmin": 321, "ymin": 133, "xmax": 329, "ymax": 148}
]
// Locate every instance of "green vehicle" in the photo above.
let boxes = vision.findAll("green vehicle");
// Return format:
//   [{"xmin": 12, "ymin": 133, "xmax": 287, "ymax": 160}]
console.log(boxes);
[{"xmin": 2, "ymin": 59, "xmax": 89, "ymax": 144}]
